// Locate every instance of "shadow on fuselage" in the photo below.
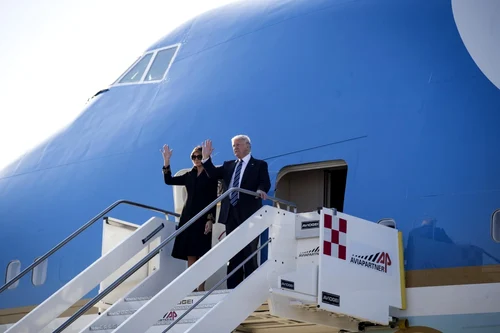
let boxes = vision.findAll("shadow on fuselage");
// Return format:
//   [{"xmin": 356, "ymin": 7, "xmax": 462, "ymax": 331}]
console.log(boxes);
[{"xmin": 404, "ymin": 218, "xmax": 486, "ymax": 270}]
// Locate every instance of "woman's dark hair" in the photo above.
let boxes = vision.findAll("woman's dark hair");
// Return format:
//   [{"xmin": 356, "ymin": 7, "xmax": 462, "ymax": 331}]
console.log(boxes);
[{"xmin": 192, "ymin": 146, "xmax": 202, "ymax": 154}]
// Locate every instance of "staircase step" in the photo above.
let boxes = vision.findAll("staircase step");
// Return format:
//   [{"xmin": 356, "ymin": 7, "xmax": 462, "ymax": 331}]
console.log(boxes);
[
  {"xmin": 88, "ymin": 308, "xmax": 211, "ymax": 332},
  {"xmin": 117, "ymin": 289, "xmax": 230, "ymax": 311},
  {"xmin": 124, "ymin": 289, "xmax": 230, "ymax": 302},
  {"xmin": 85, "ymin": 291, "xmax": 230, "ymax": 332},
  {"xmin": 107, "ymin": 302, "xmax": 217, "ymax": 317},
  {"xmin": 107, "ymin": 303, "xmax": 217, "ymax": 317},
  {"xmin": 89, "ymin": 318, "xmax": 198, "ymax": 332}
]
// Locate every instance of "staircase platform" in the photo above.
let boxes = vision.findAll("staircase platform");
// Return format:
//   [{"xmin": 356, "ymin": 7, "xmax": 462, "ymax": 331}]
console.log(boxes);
[{"xmin": 235, "ymin": 303, "xmax": 349, "ymax": 333}]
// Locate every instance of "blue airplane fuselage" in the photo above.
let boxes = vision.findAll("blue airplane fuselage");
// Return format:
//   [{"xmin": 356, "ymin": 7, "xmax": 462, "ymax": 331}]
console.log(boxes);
[{"xmin": 1, "ymin": 0, "xmax": 499, "ymax": 331}]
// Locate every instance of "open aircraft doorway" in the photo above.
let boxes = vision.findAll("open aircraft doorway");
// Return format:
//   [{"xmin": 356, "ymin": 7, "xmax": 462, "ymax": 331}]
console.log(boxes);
[{"xmin": 275, "ymin": 160, "xmax": 348, "ymax": 213}]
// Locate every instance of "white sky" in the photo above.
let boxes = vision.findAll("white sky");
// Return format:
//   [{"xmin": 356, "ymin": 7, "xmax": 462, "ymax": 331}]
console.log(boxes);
[{"xmin": 0, "ymin": 0, "xmax": 236, "ymax": 170}]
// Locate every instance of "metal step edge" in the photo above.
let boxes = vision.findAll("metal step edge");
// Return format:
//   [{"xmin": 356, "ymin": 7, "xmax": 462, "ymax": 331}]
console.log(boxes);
[
  {"xmin": 187, "ymin": 289, "xmax": 231, "ymax": 296},
  {"xmin": 107, "ymin": 303, "xmax": 217, "ymax": 316},
  {"xmin": 89, "ymin": 318, "xmax": 198, "ymax": 331},
  {"xmin": 124, "ymin": 289, "xmax": 231, "ymax": 302}
]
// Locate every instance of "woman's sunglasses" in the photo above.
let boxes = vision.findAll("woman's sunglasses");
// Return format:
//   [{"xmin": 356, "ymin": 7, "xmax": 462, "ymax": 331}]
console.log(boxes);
[{"xmin": 191, "ymin": 154, "xmax": 203, "ymax": 160}]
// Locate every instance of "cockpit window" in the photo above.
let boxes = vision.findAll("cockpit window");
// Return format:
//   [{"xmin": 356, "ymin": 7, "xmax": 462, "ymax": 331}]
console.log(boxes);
[
  {"xmin": 118, "ymin": 53, "xmax": 154, "ymax": 84},
  {"xmin": 144, "ymin": 46, "xmax": 178, "ymax": 82},
  {"xmin": 114, "ymin": 44, "xmax": 180, "ymax": 86}
]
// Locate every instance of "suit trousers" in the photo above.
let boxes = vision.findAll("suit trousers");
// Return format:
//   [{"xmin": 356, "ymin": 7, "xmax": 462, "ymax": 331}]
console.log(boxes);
[{"xmin": 225, "ymin": 203, "xmax": 260, "ymax": 289}]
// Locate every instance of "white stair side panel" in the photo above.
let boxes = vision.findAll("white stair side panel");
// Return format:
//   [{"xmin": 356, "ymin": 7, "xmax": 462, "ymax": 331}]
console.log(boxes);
[
  {"xmin": 318, "ymin": 209, "xmax": 402, "ymax": 325},
  {"xmin": 184, "ymin": 260, "xmax": 273, "ymax": 333},
  {"xmin": 337, "ymin": 211, "xmax": 404, "ymax": 310},
  {"xmin": 5, "ymin": 217, "xmax": 167, "ymax": 333},
  {"xmin": 111, "ymin": 207, "xmax": 279, "ymax": 333},
  {"xmin": 185, "ymin": 207, "xmax": 298, "ymax": 333}
]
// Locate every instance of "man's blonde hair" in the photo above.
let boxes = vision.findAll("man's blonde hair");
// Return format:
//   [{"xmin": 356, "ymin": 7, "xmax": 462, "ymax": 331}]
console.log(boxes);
[{"xmin": 231, "ymin": 134, "xmax": 251, "ymax": 146}]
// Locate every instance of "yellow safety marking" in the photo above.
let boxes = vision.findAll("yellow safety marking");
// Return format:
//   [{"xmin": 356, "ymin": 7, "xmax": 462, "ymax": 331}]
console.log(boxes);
[{"xmin": 398, "ymin": 231, "xmax": 407, "ymax": 310}]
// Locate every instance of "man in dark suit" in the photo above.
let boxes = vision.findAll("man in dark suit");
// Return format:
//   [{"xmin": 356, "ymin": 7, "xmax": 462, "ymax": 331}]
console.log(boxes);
[{"xmin": 201, "ymin": 135, "xmax": 271, "ymax": 289}]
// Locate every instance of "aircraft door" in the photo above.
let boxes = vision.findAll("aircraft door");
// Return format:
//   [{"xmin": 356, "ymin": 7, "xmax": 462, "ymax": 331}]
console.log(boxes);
[{"xmin": 275, "ymin": 160, "xmax": 348, "ymax": 213}]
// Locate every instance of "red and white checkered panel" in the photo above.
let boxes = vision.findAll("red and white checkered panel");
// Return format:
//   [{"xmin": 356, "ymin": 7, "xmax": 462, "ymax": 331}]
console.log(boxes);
[{"xmin": 323, "ymin": 213, "xmax": 347, "ymax": 260}]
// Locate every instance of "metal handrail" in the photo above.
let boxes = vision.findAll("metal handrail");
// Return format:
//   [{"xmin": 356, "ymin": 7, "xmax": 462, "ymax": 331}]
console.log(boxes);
[
  {"xmin": 54, "ymin": 187, "xmax": 296, "ymax": 333},
  {"xmin": 163, "ymin": 237, "xmax": 272, "ymax": 332},
  {"xmin": 470, "ymin": 244, "xmax": 500, "ymax": 264},
  {"xmin": 0, "ymin": 200, "xmax": 179, "ymax": 293}
]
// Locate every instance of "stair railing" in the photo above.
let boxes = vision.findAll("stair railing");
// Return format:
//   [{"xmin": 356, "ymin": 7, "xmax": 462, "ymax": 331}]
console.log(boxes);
[
  {"xmin": 54, "ymin": 187, "xmax": 296, "ymax": 333},
  {"xmin": 0, "ymin": 200, "xmax": 179, "ymax": 293}
]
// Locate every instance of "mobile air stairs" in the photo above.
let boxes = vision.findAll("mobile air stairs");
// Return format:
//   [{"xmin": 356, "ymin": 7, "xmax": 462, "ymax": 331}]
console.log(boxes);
[{"xmin": 0, "ymin": 188, "xmax": 407, "ymax": 333}]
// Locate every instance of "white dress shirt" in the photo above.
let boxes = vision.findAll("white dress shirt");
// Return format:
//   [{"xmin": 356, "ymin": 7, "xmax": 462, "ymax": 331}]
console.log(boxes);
[
  {"xmin": 230, "ymin": 153, "xmax": 251, "ymax": 188},
  {"xmin": 230, "ymin": 153, "xmax": 251, "ymax": 199}
]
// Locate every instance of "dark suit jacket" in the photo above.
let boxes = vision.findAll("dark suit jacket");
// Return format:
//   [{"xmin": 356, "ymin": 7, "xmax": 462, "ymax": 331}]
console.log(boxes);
[{"xmin": 202, "ymin": 156, "xmax": 271, "ymax": 225}]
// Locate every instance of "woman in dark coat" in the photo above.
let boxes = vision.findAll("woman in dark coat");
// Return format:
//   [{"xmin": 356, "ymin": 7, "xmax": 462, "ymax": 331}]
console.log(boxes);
[{"xmin": 161, "ymin": 144, "xmax": 218, "ymax": 291}]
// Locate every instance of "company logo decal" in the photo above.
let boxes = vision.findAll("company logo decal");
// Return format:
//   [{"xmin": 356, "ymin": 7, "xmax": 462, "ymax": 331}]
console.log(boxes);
[
  {"xmin": 163, "ymin": 311, "xmax": 178, "ymax": 321},
  {"xmin": 177, "ymin": 298, "xmax": 193, "ymax": 305},
  {"xmin": 301, "ymin": 220, "xmax": 319, "ymax": 229},
  {"xmin": 299, "ymin": 246, "xmax": 320, "ymax": 257},
  {"xmin": 322, "ymin": 213, "xmax": 347, "ymax": 260},
  {"xmin": 280, "ymin": 279, "xmax": 295, "ymax": 290},
  {"xmin": 350, "ymin": 251, "xmax": 392, "ymax": 273},
  {"xmin": 321, "ymin": 291, "xmax": 340, "ymax": 307}
]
